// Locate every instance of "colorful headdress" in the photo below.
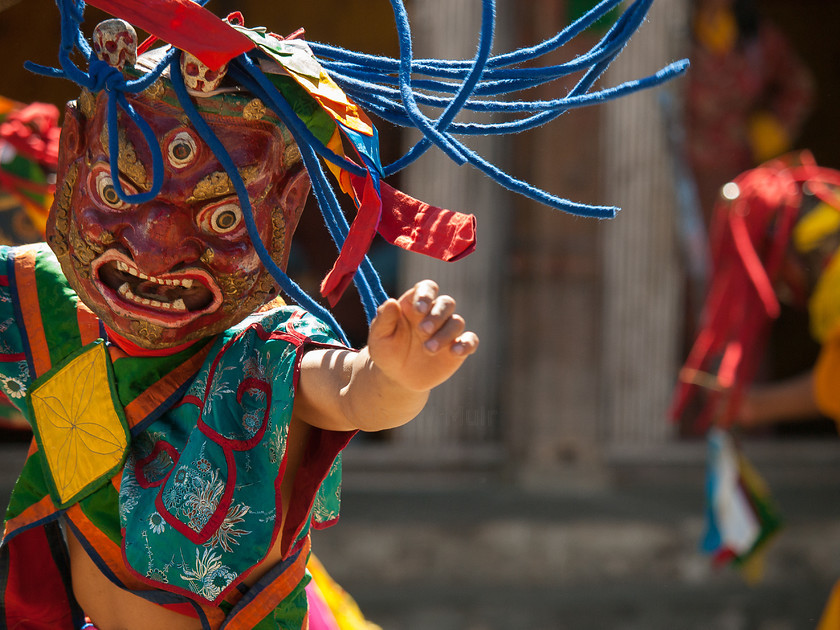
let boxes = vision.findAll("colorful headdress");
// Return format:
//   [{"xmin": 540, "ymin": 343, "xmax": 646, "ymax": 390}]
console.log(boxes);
[{"xmin": 29, "ymin": 0, "xmax": 687, "ymax": 343}]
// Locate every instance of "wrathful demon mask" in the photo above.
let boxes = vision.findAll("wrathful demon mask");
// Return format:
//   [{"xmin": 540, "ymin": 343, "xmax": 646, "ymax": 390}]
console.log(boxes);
[{"xmin": 46, "ymin": 21, "xmax": 311, "ymax": 349}]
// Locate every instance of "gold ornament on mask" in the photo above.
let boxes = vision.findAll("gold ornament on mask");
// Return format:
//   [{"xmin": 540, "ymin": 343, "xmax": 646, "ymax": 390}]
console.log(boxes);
[
  {"xmin": 49, "ymin": 163, "xmax": 78, "ymax": 258},
  {"xmin": 188, "ymin": 167, "xmax": 259, "ymax": 203},
  {"xmin": 99, "ymin": 124, "xmax": 148, "ymax": 190},
  {"xmin": 243, "ymin": 99, "xmax": 266, "ymax": 122}
]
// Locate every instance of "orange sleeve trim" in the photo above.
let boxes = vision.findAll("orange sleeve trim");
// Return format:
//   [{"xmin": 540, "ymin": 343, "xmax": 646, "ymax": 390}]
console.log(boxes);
[
  {"xmin": 222, "ymin": 537, "xmax": 311, "ymax": 630},
  {"xmin": 3, "ymin": 495, "xmax": 56, "ymax": 538},
  {"xmin": 122, "ymin": 343, "xmax": 213, "ymax": 428},
  {"xmin": 76, "ymin": 303, "xmax": 101, "ymax": 346},
  {"xmin": 65, "ymin": 502, "xmax": 139, "ymax": 587},
  {"xmin": 14, "ymin": 247, "xmax": 50, "ymax": 377}
]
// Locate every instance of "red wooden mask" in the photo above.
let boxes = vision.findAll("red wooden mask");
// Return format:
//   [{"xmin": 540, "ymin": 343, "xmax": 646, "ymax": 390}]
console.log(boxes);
[{"xmin": 46, "ymin": 86, "xmax": 310, "ymax": 349}]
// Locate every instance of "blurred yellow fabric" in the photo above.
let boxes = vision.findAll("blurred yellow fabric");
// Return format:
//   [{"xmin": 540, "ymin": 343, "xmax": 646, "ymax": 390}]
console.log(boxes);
[
  {"xmin": 808, "ymin": 250, "xmax": 840, "ymax": 344},
  {"xmin": 793, "ymin": 201, "xmax": 840, "ymax": 255},
  {"xmin": 694, "ymin": 8, "xmax": 737, "ymax": 56},
  {"xmin": 748, "ymin": 111, "xmax": 791, "ymax": 164},
  {"xmin": 307, "ymin": 554, "xmax": 382, "ymax": 630},
  {"xmin": 814, "ymin": 336, "xmax": 840, "ymax": 425},
  {"xmin": 818, "ymin": 579, "xmax": 840, "ymax": 630}
]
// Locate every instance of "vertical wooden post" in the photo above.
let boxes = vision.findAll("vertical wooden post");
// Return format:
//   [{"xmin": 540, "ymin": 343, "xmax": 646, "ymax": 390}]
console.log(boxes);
[
  {"xmin": 391, "ymin": 0, "xmax": 510, "ymax": 462},
  {"xmin": 504, "ymin": 0, "xmax": 608, "ymax": 487},
  {"xmin": 600, "ymin": 0, "xmax": 690, "ymax": 451}
]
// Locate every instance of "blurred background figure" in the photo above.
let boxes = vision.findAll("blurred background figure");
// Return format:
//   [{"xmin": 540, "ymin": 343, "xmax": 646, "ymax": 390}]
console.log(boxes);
[
  {"xmin": 0, "ymin": 96, "xmax": 58, "ymax": 245},
  {"xmin": 671, "ymin": 153, "xmax": 840, "ymax": 624},
  {"xmin": 0, "ymin": 96, "xmax": 59, "ymax": 432},
  {"xmin": 685, "ymin": 0, "xmax": 814, "ymax": 225}
]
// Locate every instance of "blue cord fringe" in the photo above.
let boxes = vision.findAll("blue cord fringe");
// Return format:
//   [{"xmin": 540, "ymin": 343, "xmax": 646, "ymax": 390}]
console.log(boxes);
[{"xmin": 30, "ymin": 0, "xmax": 687, "ymax": 336}]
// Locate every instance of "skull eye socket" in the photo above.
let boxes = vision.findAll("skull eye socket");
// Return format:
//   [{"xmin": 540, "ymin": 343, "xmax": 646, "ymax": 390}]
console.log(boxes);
[
  {"xmin": 198, "ymin": 201, "xmax": 243, "ymax": 236},
  {"xmin": 90, "ymin": 169, "xmax": 135, "ymax": 211},
  {"xmin": 167, "ymin": 132, "xmax": 197, "ymax": 168}
]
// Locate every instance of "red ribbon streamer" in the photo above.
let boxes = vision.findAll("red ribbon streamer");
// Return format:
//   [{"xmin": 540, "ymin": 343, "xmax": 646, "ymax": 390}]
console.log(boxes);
[
  {"xmin": 320, "ymin": 171, "xmax": 383, "ymax": 306},
  {"xmin": 378, "ymin": 182, "xmax": 476, "ymax": 263},
  {"xmin": 84, "ymin": 0, "xmax": 254, "ymax": 70},
  {"xmin": 319, "ymin": 176, "xmax": 478, "ymax": 306}
]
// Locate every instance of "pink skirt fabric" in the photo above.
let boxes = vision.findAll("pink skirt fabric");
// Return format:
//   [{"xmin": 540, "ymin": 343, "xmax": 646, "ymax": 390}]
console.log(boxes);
[{"xmin": 306, "ymin": 581, "xmax": 341, "ymax": 630}]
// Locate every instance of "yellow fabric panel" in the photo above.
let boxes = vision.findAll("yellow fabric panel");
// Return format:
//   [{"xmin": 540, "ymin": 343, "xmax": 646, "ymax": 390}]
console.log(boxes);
[
  {"xmin": 814, "ymin": 336, "xmax": 840, "ymax": 425},
  {"xmin": 30, "ymin": 342, "xmax": 129, "ymax": 506},
  {"xmin": 809, "ymin": 251, "xmax": 840, "ymax": 344},
  {"xmin": 747, "ymin": 112, "xmax": 790, "ymax": 164},
  {"xmin": 693, "ymin": 8, "xmax": 737, "ymax": 56}
]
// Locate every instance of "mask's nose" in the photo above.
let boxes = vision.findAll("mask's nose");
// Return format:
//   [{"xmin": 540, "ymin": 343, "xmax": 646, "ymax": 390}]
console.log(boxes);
[{"xmin": 116, "ymin": 201, "xmax": 205, "ymax": 274}]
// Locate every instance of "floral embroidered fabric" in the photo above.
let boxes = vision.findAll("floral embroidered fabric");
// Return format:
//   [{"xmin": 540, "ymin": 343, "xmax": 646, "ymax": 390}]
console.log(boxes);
[{"xmin": 120, "ymin": 307, "xmax": 349, "ymax": 604}]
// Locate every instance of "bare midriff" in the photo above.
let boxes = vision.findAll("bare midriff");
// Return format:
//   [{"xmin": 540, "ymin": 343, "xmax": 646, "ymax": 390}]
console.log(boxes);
[{"xmin": 68, "ymin": 416, "xmax": 310, "ymax": 630}]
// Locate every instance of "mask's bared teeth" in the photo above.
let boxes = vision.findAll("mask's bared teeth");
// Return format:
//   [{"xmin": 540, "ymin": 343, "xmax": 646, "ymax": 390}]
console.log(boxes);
[
  {"xmin": 118, "ymin": 282, "xmax": 130, "ymax": 295},
  {"xmin": 180, "ymin": 279, "xmax": 193, "ymax": 289},
  {"xmin": 172, "ymin": 298, "xmax": 187, "ymax": 312}
]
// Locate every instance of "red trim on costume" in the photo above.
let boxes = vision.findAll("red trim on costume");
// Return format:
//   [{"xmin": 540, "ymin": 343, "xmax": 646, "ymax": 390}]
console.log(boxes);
[
  {"xmin": 104, "ymin": 325, "xmax": 198, "ymax": 357},
  {"xmin": 135, "ymin": 440, "xmax": 179, "ymax": 489},
  {"xmin": 197, "ymin": 378, "xmax": 271, "ymax": 451}
]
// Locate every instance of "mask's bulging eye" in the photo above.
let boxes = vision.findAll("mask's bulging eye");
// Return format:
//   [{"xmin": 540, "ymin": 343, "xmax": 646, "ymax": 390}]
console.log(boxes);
[
  {"xmin": 168, "ymin": 132, "xmax": 197, "ymax": 168},
  {"xmin": 199, "ymin": 201, "xmax": 243, "ymax": 236},
  {"xmin": 91, "ymin": 169, "xmax": 134, "ymax": 210}
]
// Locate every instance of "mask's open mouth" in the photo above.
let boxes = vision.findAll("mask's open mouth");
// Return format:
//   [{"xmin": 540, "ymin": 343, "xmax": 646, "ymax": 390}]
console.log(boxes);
[{"xmin": 92, "ymin": 250, "xmax": 223, "ymax": 328}]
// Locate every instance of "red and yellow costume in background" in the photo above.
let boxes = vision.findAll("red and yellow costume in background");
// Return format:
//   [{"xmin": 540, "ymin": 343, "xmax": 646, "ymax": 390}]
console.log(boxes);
[{"xmin": 671, "ymin": 152, "xmax": 840, "ymax": 613}]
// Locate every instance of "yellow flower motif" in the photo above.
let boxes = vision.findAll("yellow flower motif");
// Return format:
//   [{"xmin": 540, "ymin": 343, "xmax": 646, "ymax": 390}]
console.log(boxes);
[{"xmin": 30, "ymin": 342, "xmax": 129, "ymax": 506}]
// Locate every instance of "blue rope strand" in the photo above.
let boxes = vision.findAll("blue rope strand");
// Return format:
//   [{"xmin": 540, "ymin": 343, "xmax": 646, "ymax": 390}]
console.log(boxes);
[
  {"xmin": 331, "ymin": 57, "xmax": 686, "ymax": 124},
  {"xmin": 318, "ymin": 0, "xmax": 647, "ymax": 93},
  {"xmin": 169, "ymin": 52, "xmax": 351, "ymax": 345},
  {"xmin": 229, "ymin": 55, "xmax": 388, "ymax": 318},
  {"xmin": 226, "ymin": 61, "xmax": 369, "ymax": 178},
  {"xmin": 321, "ymin": 0, "xmax": 649, "ymax": 107},
  {"xmin": 295, "ymin": 131, "xmax": 387, "ymax": 320},
  {"xmin": 106, "ymin": 92, "xmax": 166, "ymax": 204},
  {"xmin": 309, "ymin": 0, "xmax": 628, "ymax": 74},
  {"xmin": 387, "ymin": 0, "xmax": 469, "ymax": 165},
  {"xmin": 390, "ymin": 0, "xmax": 496, "ymax": 173}
]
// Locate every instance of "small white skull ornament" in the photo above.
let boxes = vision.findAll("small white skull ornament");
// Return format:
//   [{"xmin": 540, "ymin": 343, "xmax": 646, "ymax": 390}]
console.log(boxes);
[
  {"xmin": 180, "ymin": 52, "xmax": 228, "ymax": 94},
  {"xmin": 92, "ymin": 19, "xmax": 138, "ymax": 69}
]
